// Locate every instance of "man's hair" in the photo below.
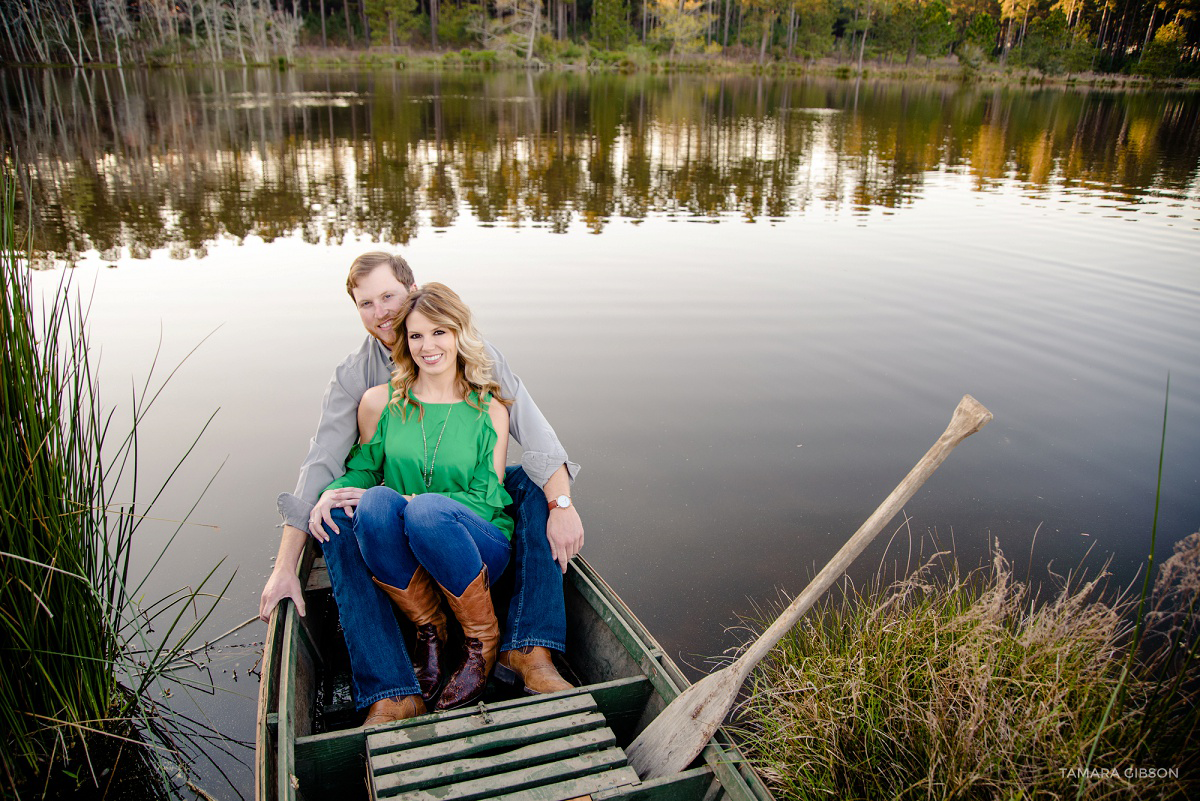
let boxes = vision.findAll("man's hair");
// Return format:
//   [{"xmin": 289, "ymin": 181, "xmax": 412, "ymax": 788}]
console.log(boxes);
[{"xmin": 346, "ymin": 252, "xmax": 415, "ymax": 299}]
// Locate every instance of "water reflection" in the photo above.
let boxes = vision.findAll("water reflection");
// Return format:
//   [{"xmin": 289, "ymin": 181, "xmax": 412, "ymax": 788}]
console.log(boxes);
[
  {"xmin": 4, "ymin": 69, "xmax": 1198, "ymax": 262},
  {"xmin": 12, "ymin": 70, "xmax": 1200, "ymax": 798}
]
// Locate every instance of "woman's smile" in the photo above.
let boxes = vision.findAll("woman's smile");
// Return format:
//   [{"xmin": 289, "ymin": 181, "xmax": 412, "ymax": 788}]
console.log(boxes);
[{"xmin": 406, "ymin": 310, "xmax": 458, "ymax": 377}]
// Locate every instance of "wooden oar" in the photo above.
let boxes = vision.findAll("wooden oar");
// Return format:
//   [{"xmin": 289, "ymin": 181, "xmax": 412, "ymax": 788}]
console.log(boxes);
[{"xmin": 626, "ymin": 394, "xmax": 993, "ymax": 780}]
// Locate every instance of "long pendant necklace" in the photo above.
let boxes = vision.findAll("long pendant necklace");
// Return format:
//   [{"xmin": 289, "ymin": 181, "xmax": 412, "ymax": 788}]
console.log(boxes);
[{"xmin": 419, "ymin": 405, "xmax": 453, "ymax": 489}]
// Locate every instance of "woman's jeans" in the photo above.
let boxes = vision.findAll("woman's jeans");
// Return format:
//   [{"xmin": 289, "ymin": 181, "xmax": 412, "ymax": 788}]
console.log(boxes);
[
  {"xmin": 318, "ymin": 467, "xmax": 566, "ymax": 709},
  {"xmin": 355, "ymin": 487, "xmax": 511, "ymax": 596}
]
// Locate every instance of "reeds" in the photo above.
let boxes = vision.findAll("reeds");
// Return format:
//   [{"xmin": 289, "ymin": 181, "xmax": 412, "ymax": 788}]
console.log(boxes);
[
  {"xmin": 1, "ymin": 166, "xmax": 231, "ymax": 796},
  {"xmin": 735, "ymin": 536, "xmax": 1200, "ymax": 799}
]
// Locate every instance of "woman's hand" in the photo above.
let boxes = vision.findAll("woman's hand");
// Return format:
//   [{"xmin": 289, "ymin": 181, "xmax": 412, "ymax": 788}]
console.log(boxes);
[{"xmin": 309, "ymin": 487, "xmax": 366, "ymax": 542}]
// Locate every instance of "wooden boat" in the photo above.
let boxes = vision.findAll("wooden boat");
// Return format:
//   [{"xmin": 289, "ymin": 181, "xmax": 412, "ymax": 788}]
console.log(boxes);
[{"xmin": 256, "ymin": 544, "xmax": 775, "ymax": 801}]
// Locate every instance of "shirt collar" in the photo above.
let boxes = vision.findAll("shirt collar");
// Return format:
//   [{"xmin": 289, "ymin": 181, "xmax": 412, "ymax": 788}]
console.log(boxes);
[{"xmin": 371, "ymin": 336, "xmax": 394, "ymax": 366}]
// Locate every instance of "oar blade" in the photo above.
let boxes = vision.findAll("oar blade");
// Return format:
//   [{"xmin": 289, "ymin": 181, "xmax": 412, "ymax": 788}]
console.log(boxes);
[{"xmin": 626, "ymin": 668, "xmax": 742, "ymax": 780}]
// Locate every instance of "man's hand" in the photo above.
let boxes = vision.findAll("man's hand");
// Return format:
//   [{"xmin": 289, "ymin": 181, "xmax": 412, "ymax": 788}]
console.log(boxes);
[
  {"xmin": 259, "ymin": 565, "xmax": 306, "ymax": 621},
  {"xmin": 547, "ymin": 504, "xmax": 584, "ymax": 573},
  {"xmin": 542, "ymin": 464, "xmax": 582, "ymax": 572}
]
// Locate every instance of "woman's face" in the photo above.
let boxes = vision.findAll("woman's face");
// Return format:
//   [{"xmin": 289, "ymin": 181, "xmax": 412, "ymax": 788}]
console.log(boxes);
[{"xmin": 405, "ymin": 309, "xmax": 458, "ymax": 378}]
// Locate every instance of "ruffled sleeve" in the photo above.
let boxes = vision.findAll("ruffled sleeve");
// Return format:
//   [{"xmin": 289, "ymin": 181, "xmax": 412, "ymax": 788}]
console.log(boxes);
[
  {"xmin": 324, "ymin": 403, "xmax": 388, "ymax": 492},
  {"xmin": 436, "ymin": 393, "xmax": 513, "ymax": 539}
]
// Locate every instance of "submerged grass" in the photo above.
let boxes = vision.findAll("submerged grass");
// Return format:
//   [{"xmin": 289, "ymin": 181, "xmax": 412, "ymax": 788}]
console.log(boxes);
[
  {"xmin": 1, "ymin": 166, "xmax": 233, "ymax": 797},
  {"xmin": 735, "ymin": 534, "xmax": 1200, "ymax": 799}
]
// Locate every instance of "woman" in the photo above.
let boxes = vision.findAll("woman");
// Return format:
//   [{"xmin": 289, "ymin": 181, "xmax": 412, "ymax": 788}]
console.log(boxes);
[{"xmin": 313, "ymin": 282, "xmax": 513, "ymax": 718}]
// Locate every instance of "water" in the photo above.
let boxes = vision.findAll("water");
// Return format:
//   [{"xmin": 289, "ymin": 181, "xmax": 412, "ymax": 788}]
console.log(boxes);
[{"xmin": 7, "ymin": 68, "xmax": 1200, "ymax": 797}]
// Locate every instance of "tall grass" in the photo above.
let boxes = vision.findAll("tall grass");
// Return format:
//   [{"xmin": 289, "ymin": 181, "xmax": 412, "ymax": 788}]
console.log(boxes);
[
  {"xmin": 1, "ymin": 166, "xmax": 232, "ymax": 796},
  {"xmin": 735, "ymin": 535, "xmax": 1200, "ymax": 799}
]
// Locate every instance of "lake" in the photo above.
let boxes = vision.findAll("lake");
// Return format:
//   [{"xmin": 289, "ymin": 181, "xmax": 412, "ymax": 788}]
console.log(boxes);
[{"xmin": 8, "ymin": 67, "xmax": 1200, "ymax": 797}]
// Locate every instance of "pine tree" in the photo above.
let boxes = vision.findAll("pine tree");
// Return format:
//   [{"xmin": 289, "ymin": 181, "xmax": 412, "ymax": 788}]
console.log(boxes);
[
  {"xmin": 365, "ymin": 0, "xmax": 419, "ymax": 46},
  {"xmin": 592, "ymin": 0, "xmax": 632, "ymax": 49}
]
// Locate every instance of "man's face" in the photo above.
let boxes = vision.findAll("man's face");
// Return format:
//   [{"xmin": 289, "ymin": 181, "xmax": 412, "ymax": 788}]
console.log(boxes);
[{"xmin": 351, "ymin": 265, "xmax": 415, "ymax": 347}]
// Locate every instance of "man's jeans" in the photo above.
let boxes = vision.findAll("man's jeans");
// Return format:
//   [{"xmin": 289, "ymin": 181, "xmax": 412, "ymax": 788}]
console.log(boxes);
[
  {"xmin": 320, "ymin": 506, "xmax": 421, "ymax": 708},
  {"xmin": 319, "ymin": 466, "xmax": 566, "ymax": 708},
  {"xmin": 499, "ymin": 466, "xmax": 567, "ymax": 653}
]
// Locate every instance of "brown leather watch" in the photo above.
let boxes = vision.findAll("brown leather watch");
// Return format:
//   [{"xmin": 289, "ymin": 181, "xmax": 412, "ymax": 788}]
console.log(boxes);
[{"xmin": 547, "ymin": 494, "xmax": 572, "ymax": 513}]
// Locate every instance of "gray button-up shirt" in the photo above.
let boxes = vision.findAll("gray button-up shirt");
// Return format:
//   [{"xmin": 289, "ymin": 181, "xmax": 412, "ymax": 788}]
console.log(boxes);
[{"xmin": 277, "ymin": 336, "xmax": 579, "ymax": 533}]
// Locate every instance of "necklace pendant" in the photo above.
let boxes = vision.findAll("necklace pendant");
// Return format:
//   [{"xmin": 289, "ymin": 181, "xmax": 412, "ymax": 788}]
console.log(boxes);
[{"xmin": 418, "ymin": 404, "xmax": 453, "ymax": 491}]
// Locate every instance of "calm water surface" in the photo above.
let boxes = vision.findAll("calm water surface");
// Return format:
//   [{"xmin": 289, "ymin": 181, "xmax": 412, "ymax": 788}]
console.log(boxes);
[{"xmin": 7, "ymin": 68, "xmax": 1200, "ymax": 796}]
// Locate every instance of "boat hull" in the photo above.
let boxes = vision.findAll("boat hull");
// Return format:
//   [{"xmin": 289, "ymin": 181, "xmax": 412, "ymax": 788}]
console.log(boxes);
[{"xmin": 255, "ymin": 546, "xmax": 773, "ymax": 801}]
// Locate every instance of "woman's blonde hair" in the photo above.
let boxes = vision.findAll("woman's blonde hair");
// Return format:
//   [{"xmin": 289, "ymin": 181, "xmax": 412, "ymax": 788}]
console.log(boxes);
[{"xmin": 389, "ymin": 283, "xmax": 511, "ymax": 419}]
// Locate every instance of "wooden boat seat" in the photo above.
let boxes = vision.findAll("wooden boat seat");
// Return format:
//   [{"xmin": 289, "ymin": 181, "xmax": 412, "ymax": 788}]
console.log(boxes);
[{"xmin": 366, "ymin": 691, "xmax": 640, "ymax": 801}]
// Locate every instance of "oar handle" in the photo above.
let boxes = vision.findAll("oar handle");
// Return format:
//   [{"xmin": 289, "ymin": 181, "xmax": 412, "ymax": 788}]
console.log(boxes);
[{"xmin": 735, "ymin": 394, "xmax": 992, "ymax": 675}]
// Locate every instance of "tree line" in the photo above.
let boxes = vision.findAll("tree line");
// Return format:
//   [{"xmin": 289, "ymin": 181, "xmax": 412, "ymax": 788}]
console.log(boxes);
[{"xmin": 1, "ymin": 0, "xmax": 1196, "ymax": 76}]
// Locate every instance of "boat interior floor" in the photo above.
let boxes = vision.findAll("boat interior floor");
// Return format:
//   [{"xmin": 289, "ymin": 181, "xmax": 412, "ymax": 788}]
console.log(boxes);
[{"xmin": 279, "ymin": 557, "xmax": 764, "ymax": 801}]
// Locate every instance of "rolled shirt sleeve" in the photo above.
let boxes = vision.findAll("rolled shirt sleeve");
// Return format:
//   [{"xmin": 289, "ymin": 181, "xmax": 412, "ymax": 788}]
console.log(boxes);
[
  {"xmin": 485, "ymin": 341, "xmax": 580, "ymax": 488},
  {"xmin": 276, "ymin": 338, "xmax": 392, "ymax": 532}
]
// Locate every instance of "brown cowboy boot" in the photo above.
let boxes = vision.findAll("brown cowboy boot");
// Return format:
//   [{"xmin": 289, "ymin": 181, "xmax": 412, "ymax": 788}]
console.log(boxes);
[
  {"xmin": 363, "ymin": 694, "xmax": 426, "ymax": 727},
  {"xmin": 434, "ymin": 568, "xmax": 500, "ymax": 710},
  {"xmin": 373, "ymin": 568, "xmax": 448, "ymax": 703},
  {"xmin": 495, "ymin": 646, "xmax": 573, "ymax": 695}
]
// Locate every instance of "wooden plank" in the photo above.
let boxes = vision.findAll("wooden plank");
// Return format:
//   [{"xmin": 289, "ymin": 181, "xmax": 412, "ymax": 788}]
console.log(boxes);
[
  {"xmin": 705, "ymin": 732, "xmax": 774, "ymax": 801},
  {"xmin": 373, "ymin": 711, "xmax": 609, "ymax": 775},
  {"xmin": 293, "ymin": 728, "xmax": 368, "ymax": 800},
  {"xmin": 277, "ymin": 598, "xmax": 319, "ymax": 799},
  {"xmin": 592, "ymin": 766, "xmax": 714, "ymax": 801},
  {"xmin": 292, "ymin": 681, "xmax": 643, "ymax": 798},
  {"xmin": 306, "ymin": 557, "xmax": 331, "ymax": 591},
  {"xmin": 258, "ymin": 536, "xmax": 322, "ymax": 801},
  {"xmin": 295, "ymin": 603, "xmax": 325, "ymax": 671},
  {"xmin": 367, "ymin": 694, "xmax": 598, "ymax": 754},
  {"xmin": 372, "ymin": 727, "xmax": 617, "ymax": 795},
  {"xmin": 582, "ymin": 677, "xmax": 651, "ymax": 722},
  {"xmin": 697, "ymin": 744, "xmax": 762, "ymax": 801},
  {"xmin": 375, "ymin": 749, "xmax": 635, "ymax": 801},
  {"xmin": 255, "ymin": 602, "xmax": 285, "ymax": 801},
  {"xmin": 483, "ymin": 764, "xmax": 641, "ymax": 801},
  {"xmin": 293, "ymin": 630, "xmax": 317, "ymax": 742},
  {"xmin": 276, "ymin": 603, "xmax": 301, "ymax": 801}
]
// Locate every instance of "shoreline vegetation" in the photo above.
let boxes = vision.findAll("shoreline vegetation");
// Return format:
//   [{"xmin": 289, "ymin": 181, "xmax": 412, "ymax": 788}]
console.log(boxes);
[
  {"xmin": 1, "ymin": 1, "xmax": 1197, "ymax": 86},
  {"xmin": 734, "ymin": 533, "xmax": 1200, "ymax": 798},
  {"xmin": 0, "ymin": 165, "xmax": 234, "ymax": 798},
  {"xmin": 195, "ymin": 47, "xmax": 1200, "ymax": 90}
]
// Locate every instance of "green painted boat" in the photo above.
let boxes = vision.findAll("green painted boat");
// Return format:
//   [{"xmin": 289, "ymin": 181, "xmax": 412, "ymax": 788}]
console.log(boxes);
[{"xmin": 256, "ymin": 543, "xmax": 775, "ymax": 801}]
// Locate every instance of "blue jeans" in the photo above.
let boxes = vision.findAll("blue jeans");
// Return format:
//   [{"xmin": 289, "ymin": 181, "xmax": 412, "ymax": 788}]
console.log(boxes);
[
  {"xmin": 320, "ymin": 467, "xmax": 565, "ymax": 708},
  {"xmin": 500, "ymin": 466, "xmax": 566, "ymax": 653},
  {"xmin": 355, "ymin": 487, "xmax": 511, "ymax": 596},
  {"xmin": 319, "ymin": 506, "xmax": 421, "ymax": 708}
]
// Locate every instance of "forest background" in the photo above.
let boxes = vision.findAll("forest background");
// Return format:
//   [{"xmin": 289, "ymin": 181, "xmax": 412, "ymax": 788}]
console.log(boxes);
[{"xmin": 1, "ymin": 0, "xmax": 1197, "ymax": 80}]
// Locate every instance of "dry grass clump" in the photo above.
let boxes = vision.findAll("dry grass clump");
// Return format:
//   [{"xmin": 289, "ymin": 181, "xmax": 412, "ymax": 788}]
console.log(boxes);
[{"xmin": 736, "ymin": 536, "xmax": 1200, "ymax": 800}]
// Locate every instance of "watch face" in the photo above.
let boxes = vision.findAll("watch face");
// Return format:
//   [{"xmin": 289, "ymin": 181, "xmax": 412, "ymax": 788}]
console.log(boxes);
[{"xmin": 556, "ymin": 495, "xmax": 571, "ymax": 508}]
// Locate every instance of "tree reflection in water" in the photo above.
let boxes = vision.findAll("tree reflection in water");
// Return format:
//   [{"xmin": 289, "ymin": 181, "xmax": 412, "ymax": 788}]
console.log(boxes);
[{"xmin": 2, "ymin": 69, "xmax": 1198, "ymax": 264}]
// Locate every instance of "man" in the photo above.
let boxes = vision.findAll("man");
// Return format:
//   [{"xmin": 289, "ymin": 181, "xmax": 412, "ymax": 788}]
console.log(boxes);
[{"xmin": 259, "ymin": 251, "xmax": 583, "ymax": 724}]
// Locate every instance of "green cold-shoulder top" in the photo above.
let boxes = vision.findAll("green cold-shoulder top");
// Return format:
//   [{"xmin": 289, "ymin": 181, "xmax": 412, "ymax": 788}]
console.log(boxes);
[{"xmin": 325, "ymin": 389, "xmax": 513, "ymax": 540}]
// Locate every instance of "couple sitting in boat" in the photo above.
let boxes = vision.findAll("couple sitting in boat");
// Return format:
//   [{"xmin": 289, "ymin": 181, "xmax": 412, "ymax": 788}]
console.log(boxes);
[{"xmin": 259, "ymin": 251, "xmax": 583, "ymax": 725}]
